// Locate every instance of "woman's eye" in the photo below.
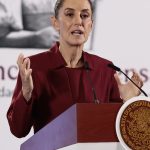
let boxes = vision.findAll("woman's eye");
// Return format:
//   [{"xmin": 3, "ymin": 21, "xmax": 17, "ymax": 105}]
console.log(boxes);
[
  {"xmin": 81, "ymin": 14, "xmax": 89, "ymax": 19},
  {"xmin": 66, "ymin": 13, "xmax": 74, "ymax": 17}
]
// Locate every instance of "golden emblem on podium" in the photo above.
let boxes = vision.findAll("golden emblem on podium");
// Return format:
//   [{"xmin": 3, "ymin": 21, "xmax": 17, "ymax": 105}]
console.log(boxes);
[{"xmin": 116, "ymin": 96, "xmax": 150, "ymax": 150}]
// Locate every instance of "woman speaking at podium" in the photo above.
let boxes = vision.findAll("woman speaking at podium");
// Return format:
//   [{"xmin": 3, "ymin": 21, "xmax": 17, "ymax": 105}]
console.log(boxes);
[{"xmin": 7, "ymin": 0, "xmax": 143, "ymax": 138}]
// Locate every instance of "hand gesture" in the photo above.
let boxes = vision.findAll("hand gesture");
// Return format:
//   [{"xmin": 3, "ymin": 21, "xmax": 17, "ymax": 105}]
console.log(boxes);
[
  {"xmin": 17, "ymin": 54, "xmax": 33, "ymax": 101},
  {"xmin": 114, "ymin": 71, "xmax": 143, "ymax": 101}
]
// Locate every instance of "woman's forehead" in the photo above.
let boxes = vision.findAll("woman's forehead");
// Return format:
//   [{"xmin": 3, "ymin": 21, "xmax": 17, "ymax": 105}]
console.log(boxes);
[{"xmin": 61, "ymin": 0, "xmax": 91, "ymax": 11}]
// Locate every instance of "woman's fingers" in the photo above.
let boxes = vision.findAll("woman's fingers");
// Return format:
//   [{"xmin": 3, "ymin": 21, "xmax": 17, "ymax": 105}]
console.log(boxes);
[
  {"xmin": 22, "ymin": 58, "xmax": 29, "ymax": 70},
  {"xmin": 17, "ymin": 54, "xmax": 32, "ymax": 79},
  {"xmin": 131, "ymin": 71, "xmax": 143, "ymax": 87},
  {"xmin": 114, "ymin": 73, "xmax": 121, "ymax": 86},
  {"xmin": 26, "ymin": 57, "xmax": 30, "ymax": 69},
  {"xmin": 17, "ymin": 54, "xmax": 25, "ymax": 77},
  {"xmin": 26, "ymin": 59, "xmax": 32, "ymax": 78},
  {"xmin": 17, "ymin": 54, "xmax": 24, "ymax": 67}
]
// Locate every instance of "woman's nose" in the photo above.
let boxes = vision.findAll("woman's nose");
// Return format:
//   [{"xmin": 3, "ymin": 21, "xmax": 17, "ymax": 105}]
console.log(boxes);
[{"xmin": 74, "ymin": 15, "xmax": 82, "ymax": 25}]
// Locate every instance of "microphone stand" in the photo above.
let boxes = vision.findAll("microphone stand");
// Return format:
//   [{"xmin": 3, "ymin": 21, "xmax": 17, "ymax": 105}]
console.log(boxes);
[{"xmin": 84, "ymin": 61, "xmax": 100, "ymax": 104}]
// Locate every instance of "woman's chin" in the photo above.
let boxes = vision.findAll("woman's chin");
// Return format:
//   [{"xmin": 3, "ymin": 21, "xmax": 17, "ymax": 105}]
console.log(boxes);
[{"xmin": 68, "ymin": 39, "xmax": 86, "ymax": 46}]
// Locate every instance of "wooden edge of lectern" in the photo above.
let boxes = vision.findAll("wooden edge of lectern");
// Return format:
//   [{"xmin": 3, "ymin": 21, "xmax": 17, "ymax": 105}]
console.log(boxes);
[{"xmin": 20, "ymin": 103, "xmax": 122, "ymax": 150}]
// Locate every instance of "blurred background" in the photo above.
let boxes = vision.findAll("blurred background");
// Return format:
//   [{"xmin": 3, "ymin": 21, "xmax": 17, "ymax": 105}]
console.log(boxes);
[{"xmin": 0, "ymin": 0, "xmax": 150, "ymax": 149}]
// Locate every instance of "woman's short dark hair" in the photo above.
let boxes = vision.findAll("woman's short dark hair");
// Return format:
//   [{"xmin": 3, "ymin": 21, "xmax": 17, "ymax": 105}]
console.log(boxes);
[{"xmin": 54, "ymin": 0, "xmax": 94, "ymax": 18}]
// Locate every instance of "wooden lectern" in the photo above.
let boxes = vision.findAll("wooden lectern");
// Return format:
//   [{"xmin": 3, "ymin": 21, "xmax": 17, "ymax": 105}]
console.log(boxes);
[{"xmin": 20, "ymin": 103, "xmax": 123, "ymax": 150}]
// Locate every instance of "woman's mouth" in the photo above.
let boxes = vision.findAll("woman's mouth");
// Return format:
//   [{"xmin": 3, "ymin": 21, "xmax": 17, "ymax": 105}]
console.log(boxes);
[{"xmin": 71, "ymin": 30, "xmax": 83, "ymax": 35}]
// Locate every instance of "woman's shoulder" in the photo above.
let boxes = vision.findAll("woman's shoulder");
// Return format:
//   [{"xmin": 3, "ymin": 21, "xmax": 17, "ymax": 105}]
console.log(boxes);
[
  {"xmin": 29, "ymin": 50, "xmax": 51, "ymax": 60},
  {"xmin": 29, "ymin": 42, "xmax": 59, "ymax": 61},
  {"xmin": 28, "ymin": 49, "xmax": 57, "ymax": 70}
]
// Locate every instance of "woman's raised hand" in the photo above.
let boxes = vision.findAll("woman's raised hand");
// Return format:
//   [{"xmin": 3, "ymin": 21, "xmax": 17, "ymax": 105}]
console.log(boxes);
[
  {"xmin": 17, "ymin": 54, "xmax": 33, "ymax": 101},
  {"xmin": 114, "ymin": 71, "xmax": 143, "ymax": 102}
]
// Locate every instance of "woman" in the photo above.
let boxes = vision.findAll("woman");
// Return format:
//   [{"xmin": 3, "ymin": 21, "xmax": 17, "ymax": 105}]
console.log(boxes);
[{"xmin": 7, "ymin": 0, "xmax": 143, "ymax": 138}]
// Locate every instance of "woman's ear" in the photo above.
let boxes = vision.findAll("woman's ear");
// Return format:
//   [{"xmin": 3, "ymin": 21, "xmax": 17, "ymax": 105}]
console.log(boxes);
[{"xmin": 50, "ymin": 16, "xmax": 60, "ymax": 32}]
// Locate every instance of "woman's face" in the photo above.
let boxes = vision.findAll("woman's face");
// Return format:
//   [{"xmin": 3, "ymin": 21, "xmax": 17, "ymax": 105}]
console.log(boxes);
[{"xmin": 54, "ymin": 0, "xmax": 93, "ymax": 47}]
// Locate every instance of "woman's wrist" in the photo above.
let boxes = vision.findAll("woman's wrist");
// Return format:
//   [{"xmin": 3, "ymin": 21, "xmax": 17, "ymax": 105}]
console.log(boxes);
[{"xmin": 22, "ymin": 88, "xmax": 33, "ymax": 102}]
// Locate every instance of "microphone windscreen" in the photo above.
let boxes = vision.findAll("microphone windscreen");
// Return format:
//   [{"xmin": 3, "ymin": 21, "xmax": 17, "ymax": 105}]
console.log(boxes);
[{"xmin": 108, "ymin": 64, "xmax": 121, "ymax": 72}]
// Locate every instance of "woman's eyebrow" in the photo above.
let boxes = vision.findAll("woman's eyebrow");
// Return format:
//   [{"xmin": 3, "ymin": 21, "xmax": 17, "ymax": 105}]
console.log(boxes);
[
  {"xmin": 64, "ymin": 8, "xmax": 74, "ymax": 11},
  {"xmin": 64, "ymin": 8, "xmax": 90, "ymax": 12},
  {"xmin": 82, "ymin": 9, "xmax": 90, "ymax": 12}
]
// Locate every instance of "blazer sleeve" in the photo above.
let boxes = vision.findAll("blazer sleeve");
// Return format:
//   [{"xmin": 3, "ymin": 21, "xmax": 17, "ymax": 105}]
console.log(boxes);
[{"xmin": 7, "ymin": 73, "xmax": 36, "ymax": 138}]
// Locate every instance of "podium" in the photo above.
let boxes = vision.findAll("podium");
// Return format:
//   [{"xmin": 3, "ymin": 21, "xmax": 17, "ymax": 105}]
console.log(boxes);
[{"xmin": 20, "ymin": 103, "xmax": 123, "ymax": 150}]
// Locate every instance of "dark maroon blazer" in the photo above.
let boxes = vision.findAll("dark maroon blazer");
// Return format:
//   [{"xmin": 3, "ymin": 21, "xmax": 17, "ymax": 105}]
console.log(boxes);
[{"xmin": 7, "ymin": 43, "xmax": 122, "ymax": 138}]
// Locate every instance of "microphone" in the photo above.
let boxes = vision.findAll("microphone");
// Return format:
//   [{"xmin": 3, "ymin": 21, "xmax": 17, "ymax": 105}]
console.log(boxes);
[
  {"xmin": 84, "ymin": 61, "xmax": 100, "ymax": 104},
  {"xmin": 108, "ymin": 63, "xmax": 148, "ymax": 97}
]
